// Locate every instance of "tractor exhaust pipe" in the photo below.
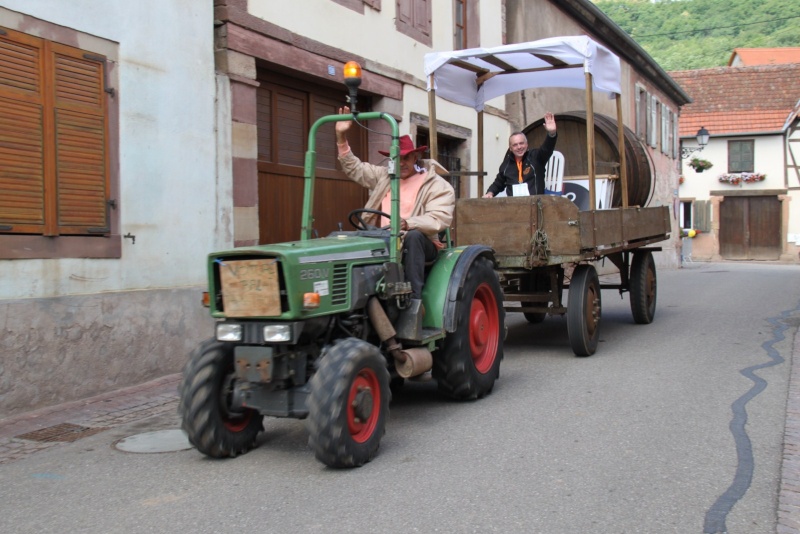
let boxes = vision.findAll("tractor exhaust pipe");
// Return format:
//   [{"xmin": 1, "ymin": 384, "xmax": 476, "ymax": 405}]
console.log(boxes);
[
  {"xmin": 367, "ymin": 298, "xmax": 433, "ymax": 378},
  {"xmin": 394, "ymin": 347, "xmax": 433, "ymax": 378}
]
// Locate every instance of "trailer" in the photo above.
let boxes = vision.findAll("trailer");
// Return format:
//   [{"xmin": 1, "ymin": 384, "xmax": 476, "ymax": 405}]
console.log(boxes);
[{"xmin": 424, "ymin": 36, "xmax": 672, "ymax": 355}]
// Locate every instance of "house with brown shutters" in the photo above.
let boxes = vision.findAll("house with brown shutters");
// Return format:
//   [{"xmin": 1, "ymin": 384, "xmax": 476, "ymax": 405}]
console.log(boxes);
[
  {"xmin": 0, "ymin": 0, "xmax": 689, "ymax": 415},
  {"xmin": 0, "ymin": 3, "xmax": 218, "ymax": 416},
  {"xmin": 670, "ymin": 63, "xmax": 800, "ymax": 262}
]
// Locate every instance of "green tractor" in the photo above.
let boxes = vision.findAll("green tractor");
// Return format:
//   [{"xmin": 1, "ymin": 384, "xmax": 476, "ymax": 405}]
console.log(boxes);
[{"xmin": 178, "ymin": 66, "xmax": 504, "ymax": 468}]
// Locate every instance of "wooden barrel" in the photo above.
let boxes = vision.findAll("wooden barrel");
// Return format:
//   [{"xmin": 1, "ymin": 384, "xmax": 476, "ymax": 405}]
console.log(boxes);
[{"xmin": 525, "ymin": 111, "xmax": 653, "ymax": 207}]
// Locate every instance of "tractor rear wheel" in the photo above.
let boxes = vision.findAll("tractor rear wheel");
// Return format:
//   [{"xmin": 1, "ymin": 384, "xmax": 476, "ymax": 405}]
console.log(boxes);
[
  {"xmin": 179, "ymin": 339, "xmax": 263, "ymax": 458},
  {"xmin": 435, "ymin": 257, "xmax": 504, "ymax": 400},
  {"xmin": 307, "ymin": 338, "xmax": 390, "ymax": 468}
]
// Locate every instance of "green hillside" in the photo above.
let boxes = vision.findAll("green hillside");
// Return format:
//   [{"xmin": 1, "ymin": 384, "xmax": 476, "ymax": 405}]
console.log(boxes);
[{"xmin": 594, "ymin": 0, "xmax": 800, "ymax": 71}]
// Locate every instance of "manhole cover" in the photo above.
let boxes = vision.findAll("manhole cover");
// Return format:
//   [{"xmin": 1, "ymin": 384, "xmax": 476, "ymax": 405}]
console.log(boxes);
[
  {"xmin": 16, "ymin": 423, "xmax": 108, "ymax": 443},
  {"xmin": 114, "ymin": 429, "xmax": 193, "ymax": 453}
]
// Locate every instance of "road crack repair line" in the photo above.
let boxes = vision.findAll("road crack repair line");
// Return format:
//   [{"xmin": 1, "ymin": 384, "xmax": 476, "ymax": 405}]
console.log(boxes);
[{"xmin": 703, "ymin": 301, "xmax": 800, "ymax": 534}]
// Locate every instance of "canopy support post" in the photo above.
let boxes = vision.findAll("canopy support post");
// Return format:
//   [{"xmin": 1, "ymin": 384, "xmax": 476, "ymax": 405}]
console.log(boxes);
[
  {"xmin": 616, "ymin": 93, "xmax": 628, "ymax": 208},
  {"xmin": 584, "ymin": 71, "xmax": 596, "ymax": 211},
  {"xmin": 477, "ymin": 110, "xmax": 484, "ymax": 195},
  {"xmin": 427, "ymin": 74, "xmax": 438, "ymax": 162}
]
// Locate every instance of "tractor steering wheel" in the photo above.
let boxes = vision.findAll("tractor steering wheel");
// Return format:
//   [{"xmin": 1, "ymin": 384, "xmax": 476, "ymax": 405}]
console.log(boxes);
[{"xmin": 348, "ymin": 208, "xmax": 392, "ymax": 231}]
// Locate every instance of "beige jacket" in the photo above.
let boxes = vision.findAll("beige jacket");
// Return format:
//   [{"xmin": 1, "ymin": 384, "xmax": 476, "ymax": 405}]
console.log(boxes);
[{"xmin": 338, "ymin": 151, "xmax": 455, "ymax": 239}]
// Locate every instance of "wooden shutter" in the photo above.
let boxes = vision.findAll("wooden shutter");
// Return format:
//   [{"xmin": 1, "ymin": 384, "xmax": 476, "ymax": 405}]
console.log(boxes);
[
  {"xmin": 52, "ymin": 44, "xmax": 108, "ymax": 234},
  {"xmin": 0, "ymin": 30, "xmax": 46, "ymax": 233},
  {"xmin": 0, "ymin": 29, "xmax": 108, "ymax": 236},
  {"xmin": 649, "ymin": 95, "xmax": 657, "ymax": 148},
  {"xmin": 397, "ymin": 0, "xmax": 413, "ymax": 26},
  {"xmin": 413, "ymin": 0, "xmax": 430, "ymax": 36},
  {"xmin": 693, "ymin": 200, "xmax": 710, "ymax": 232}
]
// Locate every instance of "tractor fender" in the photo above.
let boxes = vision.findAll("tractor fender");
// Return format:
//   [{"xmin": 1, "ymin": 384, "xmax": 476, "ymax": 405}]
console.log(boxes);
[{"xmin": 422, "ymin": 245, "xmax": 496, "ymax": 333}]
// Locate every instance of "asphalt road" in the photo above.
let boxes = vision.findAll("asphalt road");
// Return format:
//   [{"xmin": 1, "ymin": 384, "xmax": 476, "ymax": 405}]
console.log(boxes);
[{"xmin": 1, "ymin": 261, "xmax": 799, "ymax": 534}]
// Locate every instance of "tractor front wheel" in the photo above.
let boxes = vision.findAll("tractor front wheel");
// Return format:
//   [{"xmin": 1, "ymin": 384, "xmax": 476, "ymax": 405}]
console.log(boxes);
[
  {"xmin": 179, "ymin": 339, "xmax": 263, "ymax": 458},
  {"xmin": 307, "ymin": 338, "xmax": 390, "ymax": 468},
  {"xmin": 435, "ymin": 257, "xmax": 504, "ymax": 400}
]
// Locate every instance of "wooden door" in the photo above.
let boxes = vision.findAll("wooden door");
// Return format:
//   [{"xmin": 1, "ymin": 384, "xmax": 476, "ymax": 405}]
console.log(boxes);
[
  {"xmin": 256, "ymin": 75, "xmax": 368, "ymax": 245},
  {"xmin": 719, "ymin": 196, "xmax": 780, "ymax": 260}
]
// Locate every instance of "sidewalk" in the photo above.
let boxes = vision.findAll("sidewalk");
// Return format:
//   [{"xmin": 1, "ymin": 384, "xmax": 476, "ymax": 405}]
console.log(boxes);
[{"xmin": 0, "ymin": 373, "xmax": 180, "ymax": 465}]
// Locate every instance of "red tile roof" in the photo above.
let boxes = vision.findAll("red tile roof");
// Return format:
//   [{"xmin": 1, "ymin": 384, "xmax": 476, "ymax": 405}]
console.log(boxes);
[
  {"xmin": 728, "ymin": 48, "xmax": 800, "ymax": 66},
  {"xmin": 669, "ymin": 64, "xmax": 800, "ymax": 137}
]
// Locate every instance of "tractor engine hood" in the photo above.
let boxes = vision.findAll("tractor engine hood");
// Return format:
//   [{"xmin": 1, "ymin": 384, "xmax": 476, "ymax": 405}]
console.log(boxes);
[{"xmin": 207, "ymin": 236, "xmax": 390, "ymax": 320}]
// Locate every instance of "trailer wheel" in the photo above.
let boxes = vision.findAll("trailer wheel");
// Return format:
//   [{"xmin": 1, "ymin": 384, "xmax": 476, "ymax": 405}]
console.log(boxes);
[
  {"xmin": 567, "ymin": 265, "xmax": 601, "ymax": 356},
  {"xmin": 179, "ymin": 339, "xmax": 263, "ymax": 458},
  {"xmin": 630, "ymin": 251, "xmax": 657, "ymax": 324},
  {"xmin": 523, "ymin": 310, "xmax": 547, "ymax": 324},
  {"xmin": 523, "ymin": 271, "xmax": 561, "ymax": 323},
  {"xmin": 307, "ymin": 338, "xmax": 390, "ymax": 468},
  {"xmin": 436, "ymin": 257, "xmax": 504, "ymax": 400}
]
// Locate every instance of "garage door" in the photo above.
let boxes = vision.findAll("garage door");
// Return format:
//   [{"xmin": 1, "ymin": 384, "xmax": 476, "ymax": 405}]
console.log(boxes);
[
  {"xmin": 256, "ymin": 72, "xmax": 369, "ymax": 245},
  {"xmin": 719, "ymin": 195, "xmax": 781, "ymax": 260}
]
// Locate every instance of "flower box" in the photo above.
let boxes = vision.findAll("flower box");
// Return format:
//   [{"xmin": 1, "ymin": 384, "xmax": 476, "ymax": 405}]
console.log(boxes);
[{"xmin": 717, "ymin": 173, "xmax": 766, "ymax": 185}]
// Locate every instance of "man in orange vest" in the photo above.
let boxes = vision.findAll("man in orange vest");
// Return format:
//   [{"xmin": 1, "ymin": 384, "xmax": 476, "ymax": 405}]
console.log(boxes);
[{"xmin": 483, "ymin": 112, "xmax": 558, "ymax": 198}]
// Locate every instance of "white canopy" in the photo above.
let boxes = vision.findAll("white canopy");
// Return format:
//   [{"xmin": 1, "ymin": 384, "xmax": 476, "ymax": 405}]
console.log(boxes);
[{"xmin": 424, "ymin": 36, "xmax": 622, "ymax": 111}]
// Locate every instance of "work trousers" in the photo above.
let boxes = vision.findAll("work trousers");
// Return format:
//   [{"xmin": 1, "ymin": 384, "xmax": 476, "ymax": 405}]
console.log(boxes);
[{"xmin": 402, "ymin": 229, "xmax": 439, "ymax": 299}]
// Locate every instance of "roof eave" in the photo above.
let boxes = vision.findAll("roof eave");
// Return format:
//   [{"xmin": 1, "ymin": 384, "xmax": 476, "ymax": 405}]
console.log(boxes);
[{"xmin": 552, "ymin": 0, "xmax": 692, "ymax": 106}]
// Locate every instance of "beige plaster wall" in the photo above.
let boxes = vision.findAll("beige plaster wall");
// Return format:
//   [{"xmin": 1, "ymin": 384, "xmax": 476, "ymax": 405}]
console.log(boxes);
[{"xmin": 0, "ymin": 288, "xmax": 214, "ymax": 418}]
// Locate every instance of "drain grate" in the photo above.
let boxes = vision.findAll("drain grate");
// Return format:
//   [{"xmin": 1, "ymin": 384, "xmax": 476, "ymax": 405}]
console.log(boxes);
[{"xmin": 16, "ymin": 423, "xmax": 108, "ymax": 443}]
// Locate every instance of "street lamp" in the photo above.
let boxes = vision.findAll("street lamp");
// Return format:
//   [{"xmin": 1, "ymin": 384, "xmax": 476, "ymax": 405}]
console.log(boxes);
[{"xmin": 681, "ymin": 126, "xmax": 710, "ymax": 159}]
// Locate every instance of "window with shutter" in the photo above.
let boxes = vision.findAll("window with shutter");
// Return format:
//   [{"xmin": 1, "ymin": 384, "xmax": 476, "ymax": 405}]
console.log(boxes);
[
  {"xmin": 0, "ymin": 28, "xmax": 109, "ymax": 238},
  {"xmin": 396, "ymin": 0, "xmax": 432, "ymax": 46},
  {"xmin": 728, "ymin": 140, "xmax": 754, "ymax": 173},
  {"xmin": 672, "ymin": 112, "xmax": 679, "ymax": 159},
  {"xmin": 0, "ymin": 24, "xmax": 118, "ymax": 259},
  {"xmin": 649, "ymin": 95, "xmax": 657, "ymax": 148}
]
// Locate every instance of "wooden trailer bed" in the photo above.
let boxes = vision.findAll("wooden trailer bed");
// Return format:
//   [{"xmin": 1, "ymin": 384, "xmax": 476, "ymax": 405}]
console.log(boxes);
[{"xmin": 456, "ymin": 195, "xmax": 670, "ymax": 269}]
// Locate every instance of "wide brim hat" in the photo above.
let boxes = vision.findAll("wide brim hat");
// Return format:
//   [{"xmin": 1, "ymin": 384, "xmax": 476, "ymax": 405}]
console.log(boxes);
[{"xmin": 378, "ymin": 134, "xmax": 428, "ymax": 157}]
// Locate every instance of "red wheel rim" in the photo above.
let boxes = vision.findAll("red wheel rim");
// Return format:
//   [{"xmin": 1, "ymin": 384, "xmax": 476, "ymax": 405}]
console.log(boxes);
[
  {"xmin": 470, "ymin": 283, "xmax": 500, "ymax": 374},
  {"xmin": 347, "ymin": 368, "xmax": 381, "ymax": 443},
  {"xmin": 220, "ymin": 372, "xmax": 254, "ymax": 432},
  {"xmin": 223, "ymin": 411, "xmax": 253, "ymax": 432}
]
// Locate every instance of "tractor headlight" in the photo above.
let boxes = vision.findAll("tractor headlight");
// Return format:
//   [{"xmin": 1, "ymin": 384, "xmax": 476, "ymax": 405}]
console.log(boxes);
[
  {"xmin": 216, "ymin": 323, "xmax": 242, "ymax": 342},
  {"xmin": 263, "ymin": 324, "xmax": 292, "ymax": 342}
]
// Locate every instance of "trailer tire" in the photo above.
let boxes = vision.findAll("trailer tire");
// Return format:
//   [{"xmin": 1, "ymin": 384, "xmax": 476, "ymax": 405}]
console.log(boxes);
[
  {"xmin": 523, "ymin": 310, "xmax": 547, "ymax": 324},
  {"xmin": 179, "ymin": 339, "xmax": 263, "ymax": 458},
  {"xmin": 522, "ymin": 271, "xmax": 560, "ymax": 323},
  {"xmin": 630, "ymin": 251, "xmax": 657, "ymax": 324},
  {"xmin": 307, "ymin": 338, "xmax": 390, "ymax": 468},
  {"xmin": 435, "ymin": 257, "xmax": 504, "ymax": 400},
  {"xmin": 567, "ymin": 265, "xmax": 601, "ymax": 356}
]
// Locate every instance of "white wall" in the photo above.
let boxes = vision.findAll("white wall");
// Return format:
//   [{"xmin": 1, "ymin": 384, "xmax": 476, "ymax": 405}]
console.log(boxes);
[
  {"xmin": 0, "ymin": 1, "xmax": 220, "ymax": 300},
  {"xmin": 249, "ymin": 1, "xmax": 505, "ymax": 77},
  {"xmin": 680, "ymin": 135, "xmax": 787, "ymax": 200},
  {"xmin": 248, "ymin": 0, "xmax": 509, "ymax": 198}
]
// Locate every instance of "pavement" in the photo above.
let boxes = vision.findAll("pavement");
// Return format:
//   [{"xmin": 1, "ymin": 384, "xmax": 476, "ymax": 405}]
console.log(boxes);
[
  {"xmin": 1, "ymin": 330, "xmax": 799, "ymax": 532},
  {"xmin": 0, "ymin": 373, "xmax": 181, "ymax": 465}
]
